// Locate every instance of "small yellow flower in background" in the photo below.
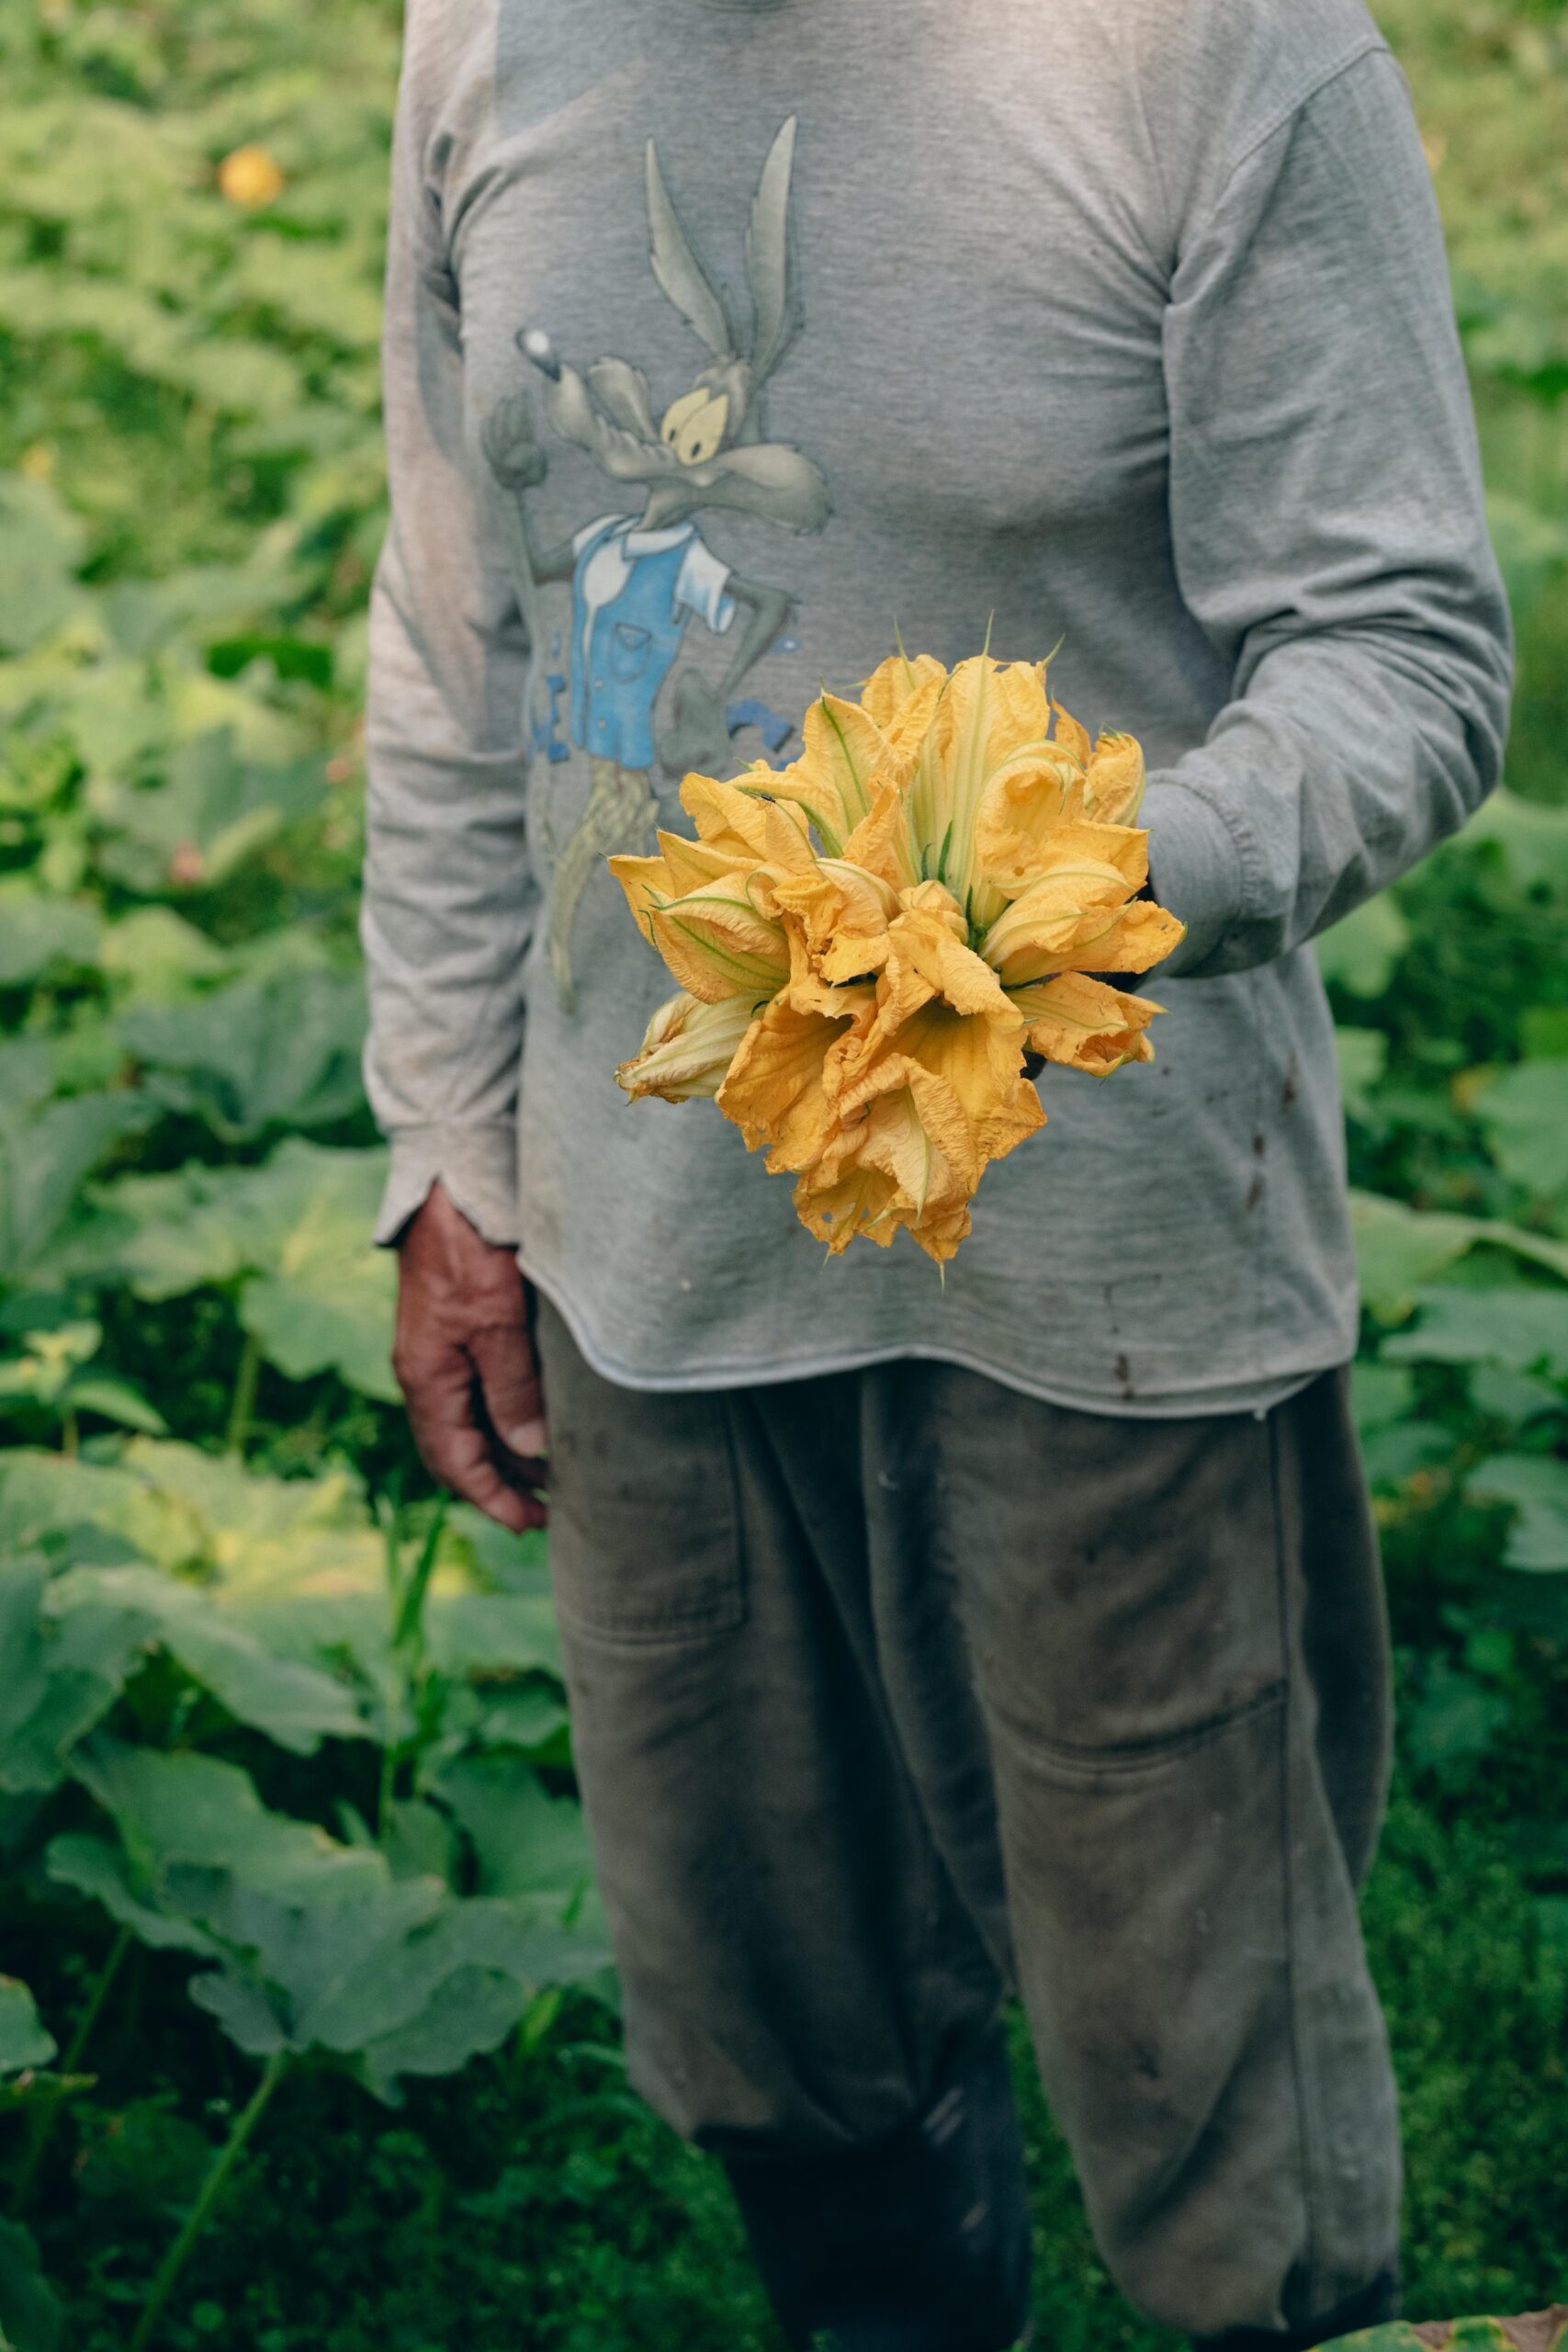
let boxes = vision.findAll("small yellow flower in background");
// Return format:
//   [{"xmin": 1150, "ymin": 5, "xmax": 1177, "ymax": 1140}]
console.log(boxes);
[
  {"xmin": 218, "ymin": 145, "xmax": 285, "ymax": 209},
  {"xmin": 611, "ymin": 649, "xmax": 1186, "ymax": 1265}
]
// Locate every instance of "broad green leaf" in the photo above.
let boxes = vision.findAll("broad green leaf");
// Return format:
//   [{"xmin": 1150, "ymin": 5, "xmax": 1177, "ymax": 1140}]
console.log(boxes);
[
  {"xmin": 1468, "ymin": 1454, "xmax": 1568, "ymax": 1574},
  {"xmin": 0, "ymin": 470, "xmax": 86, "ymax": 658},
  {"xmin": 97, "ymin": 905, "xmax": 230, "ymax": 1003},
  {"xmin": 1383, "ymin": 1287, "xmax": 1568, "ymax": 1379},
  {"xmin": 1349, "ymin": 1191, "xmax": 1568, "ymax": 1323},
  {"xmin": 122, "ymin": 967, "xmax": 367, "ymax": 1142},
  {"xmin": 1349, "ymin": 1363, "xmax": 1416, "ymax": 1434},
  {"xmin": 0, "ymin": 2216, "xmax": 62, "ymax": 2352},
  {"xmin": 0, "ymin": 1979, "xmax": 55, "ymax": 2076},
  {"xmin": 52, "ymin": 1564, "xmax": 366, "ymax": 1754},
  {"xmin": 1404, "ymin": 1659, "xmax": 1511, "ymax": 1780},
  {"xmin": 355, "ymin": 1968, "xmax": 532, "ymax": 2103},
  {"xmin": 88, "ymin": 1143, "xmax": 395, "ymax": 1397},
  {"xmin": 47, "ymin": 1736, "xmax": 377, "ymax": 1958},
  {"xmin": 1485, "ymin": 489, "xmax": 1568, "ymax": 625},
  {"xmin": 0, "ymin": 1043, "xmax": 56, "ymax": 1118},
  {"xmin": 1358, "ymin": 1419, "xmax": 1453, "ymax": 1491},
  {"xmin": 0, "ymin": 889, "xmax": 101, "ymax": 987},
  {"xmin": 1335, "ymin": 1027, "xmax": 1388, "ymax": 1123},
  {"xmin": 89, "ymin": 727, "xmax": 325, "ymax": 896},
  {"xmin": 0, "ymin": 1442, "xmax": 384, "ymax": 1605},
  {"xmin": 1316, "ymin": 896, "xmax": 1410, "ymax": 999},
  {"xmin": 425, "ymin": 1753, "xmax": 594, "ymax": 1920},
  {"xmin": 1469, "ymin": 1363, "xmax": 1563, "ymax": 1427},
  {"xmin": 233, "ymin": 1143, "xmax": 395, "ymax": 1399},
  {"xmin": 182, "ymin": 1866, "xmax": 447, "ymax": 2057},
  {"xmin": 1458, "ymin": 788, "xmax": 1568, "ymax": 893},
  {"xmin": 445, "ymin": 1506, "xmax": 552, "ymax": 1596},
  {"xmin": 1473, "ymin": 1059, "xmax": 1568, "ymax": 1200},
  {"xmin": 423, "ymin": 1591, "xmax": 561, "ymax": 1681},
  {"xmin": 56, "ymin": 1371, "xmax": 168, "ymax": 1436},
  {"xmin": 0, "ymin": 1092, "xmax": 150, "ymax": 1284},
  {"xmin": 0, "ymin": 1557, "xmax": 146, "ymax": 1796}
]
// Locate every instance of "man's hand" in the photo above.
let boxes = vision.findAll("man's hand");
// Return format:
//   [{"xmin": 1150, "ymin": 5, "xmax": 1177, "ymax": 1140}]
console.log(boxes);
[{"xmin": 393, "ymin": 1182, "xmax": 548, "ymax": 1533}]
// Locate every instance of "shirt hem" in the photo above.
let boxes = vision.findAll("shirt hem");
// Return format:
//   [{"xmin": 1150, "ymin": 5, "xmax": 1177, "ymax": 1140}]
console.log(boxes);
[{"xmin": 519, "ymin": 1254, "xmax": 1352, "ymax": 1423}]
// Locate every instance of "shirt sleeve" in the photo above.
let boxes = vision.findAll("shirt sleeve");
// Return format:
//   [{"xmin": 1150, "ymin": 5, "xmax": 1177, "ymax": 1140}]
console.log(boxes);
[
  {"xmin": 1144, "ymin": 46, "xmax": 1514, "ymax": 979},
  {"xmin": 673, "ymin": 534, "xmax": 737, "ymax": 634},
  {"xmin": 360, "ymin": 39, "xmax": 536, "ymax": 1248}
]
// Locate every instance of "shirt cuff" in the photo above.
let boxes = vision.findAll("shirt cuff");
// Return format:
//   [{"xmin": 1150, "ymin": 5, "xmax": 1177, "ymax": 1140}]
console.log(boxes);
[
  {"xmin": 1141, "ymin": 777, "xmax": 1249, "ymax": 979},
  {"xmin": 373, "ymin": 1122, "xmax": 521, "ymax": 1249}
]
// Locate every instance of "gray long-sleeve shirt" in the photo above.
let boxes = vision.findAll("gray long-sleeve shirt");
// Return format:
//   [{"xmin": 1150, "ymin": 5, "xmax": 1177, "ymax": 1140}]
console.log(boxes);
[{"xmin": 363, "ymin": 0, "xmax": 1512, "ymax": 1417}]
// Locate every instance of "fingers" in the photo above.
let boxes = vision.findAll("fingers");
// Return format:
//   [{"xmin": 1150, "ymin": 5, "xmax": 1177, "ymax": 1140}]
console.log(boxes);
[
  {"xmin": 400, "ymin": 1342, "xmax": 545, "ymax": 1533},
  {"xmin": 468, "ymin": 1320, "xmax": 549, "ymax": 1465}
]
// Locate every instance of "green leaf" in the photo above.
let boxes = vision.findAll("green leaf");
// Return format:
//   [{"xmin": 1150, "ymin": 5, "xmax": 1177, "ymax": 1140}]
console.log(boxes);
[
  {"xmin": 1468, "ymin": 1453, "xmax": 1568, "ymax": 1574},
  {"xmin": 0, "ymin": 2216, "xmax": 62, "ymax": 2352},
  {"xmin": 355, "ymin": 1968, "xmax": 532, "ymax": 2103},
  {"xmin": 425, "ymin": 1753, "xmax": 594, "ymax": 1919},
  {"xmin": 89, "ymin": 728, "xmax": 325, "ymax": 897},
  {"xmin": 0, "ymin": 889, "xmax": 101, "ymax": 987},
  {"xmin": 0, "ymin": 1092, "xmax": 150, "ymax": 1285},
  {"xmin": 47, "ymin": 1736, "xmax": 377, "ymax": 1958},
  {"xmin": 1383, "ymin": 1287, "xmax": 1568, "ymax": 1379},
  {"xmin": 1404, "ymin": 1659, "xmax": 1511, "ymax": 1781},
  {"xmin": 0, "ymin": 1557, "xmax": 146, "ymax": 1796},
  {"xmin": 0, "ymin": 470, "xmax": 86, "ymax": 659},
  {"xmin": 1358, "ymin": 1419, "xmax": 1453, "ymax": 1491},
  {"xmin": 1349, "ymin": 1363, "xmax": 1416, "ymax": 1434},
  {"xmin": 1468, "ymin": 1363, "xmax": 1563, "ymax": 1428},
  {"xmin": 1335, "ymin": 1027, "xmax": 1388, "ymax": 1123},
  {"xmin": 1316, "ymin": 895, "xmax": 1410, "ymax": 999},
  {"xmin": 122, "ymin": 967, "xmax": 366, "ymax": 1142},
  {"xmin": 1349, "ymin": 1190, "xmax": 1568, "ymax": 1323},
  {"xmin": 0, "ymin": 1979, "xmax": 56, "ymax": 2077},
  {"xmin": 87, "ymin": 1143, "xmax": 395, "ymax": 1397},
  {"xmin": 234, "ymin": 1144, "xmax": 395, "ymax": 1399},
  {"xmin": 58, "ymin": 1372, "xmax": 168, "ymax": 1437},
  {"xmin": 1473, "ymin": 1058, "xmax": 1568, "ymax": 1199},
  {"xmin": 1458, "ymin": 788, "xmax": 1568, "ymax": 893},
  {"xmin": 97, "ymin": 906, "xmax": 230, "ymax": 1004},
  {"xmin": 52, "ymin": 1565, "xmax": 366, "ymax": 1754},
  {"xmin": 423, "ymin": 1592, "xmax": 561, "ymax": 1682}
]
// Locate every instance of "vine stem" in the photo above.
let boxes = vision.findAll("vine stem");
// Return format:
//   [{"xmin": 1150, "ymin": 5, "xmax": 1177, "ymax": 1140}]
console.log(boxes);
[
  {"xmin": 129, "ymin": 2050, "xmax": 288, "ymax": 2352},
  {"xmin": 224, "ymin": 1329, "xmax": 262, "ymax": 1457},
  {"xmin": 9, "ymin": 1924, "xmax": 132, "ymax": 2216}
]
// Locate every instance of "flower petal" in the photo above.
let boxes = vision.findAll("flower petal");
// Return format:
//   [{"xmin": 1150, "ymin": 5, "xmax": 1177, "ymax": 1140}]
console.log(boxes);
[
  {"xmin": 1008, "ymin": 971, "xmax": 1165, "ymax": 1075},
  {"xmin": 1081, "ymin": 732, "xmax": 1146, "ymax": 824},
  {"xmin": 718, "ymin": 994, "xmax": 861, "ymax": 1170},
  {"xmin": 643, "ymin": 876, "xmax": 791, "ymax": 1002},
  {"xmin": 859, "ymin": 650, "xmax": 947, "ymax": 731},
  {"xmin": 754, "ymin": 694, "xmax": 889, "ymax": 854},
  {"xmin": 616, "ymin": 989, "xmax": 760, "ymax": 1101}
]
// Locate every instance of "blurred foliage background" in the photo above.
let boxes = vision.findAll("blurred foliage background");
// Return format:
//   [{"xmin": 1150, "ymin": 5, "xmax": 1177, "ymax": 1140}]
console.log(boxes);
[{"xmin": 0, "ymin": 2, "xmax": 1564, "ymax": 2347}]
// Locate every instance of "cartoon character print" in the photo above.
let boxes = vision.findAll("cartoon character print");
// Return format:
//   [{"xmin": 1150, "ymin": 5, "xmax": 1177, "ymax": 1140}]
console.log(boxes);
[{"xmin": 481, "ymin": 116, "xmax": 831, "ymax": 1010}]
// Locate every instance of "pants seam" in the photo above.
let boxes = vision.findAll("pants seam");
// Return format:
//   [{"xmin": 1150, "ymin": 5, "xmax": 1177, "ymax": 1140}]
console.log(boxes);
[{"xmin": 1270, "ymin": 1401, "xmax": 1322, "ymax": 2325}]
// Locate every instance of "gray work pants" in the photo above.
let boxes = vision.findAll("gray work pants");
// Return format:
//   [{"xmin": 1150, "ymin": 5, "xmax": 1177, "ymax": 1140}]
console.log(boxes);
[{"xmin": 535, "ymin": 1298, "xmax": 1402, "ymax": 2344}]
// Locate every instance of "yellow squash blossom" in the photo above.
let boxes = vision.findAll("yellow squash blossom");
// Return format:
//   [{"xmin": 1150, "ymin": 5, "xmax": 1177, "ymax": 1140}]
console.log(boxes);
[
  {"xmin": 218, "ymin": 145, "xmax": 285, "ymax": 208},
  {"xmin": 610, "ymin": 649, "xmax": 1186, "ymax": 1264}
]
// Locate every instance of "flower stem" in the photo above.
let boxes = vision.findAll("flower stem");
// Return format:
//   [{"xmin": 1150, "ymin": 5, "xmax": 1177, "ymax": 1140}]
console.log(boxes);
[
  {"xmin": 224, "ymin": 1328, "xmax": 262, "ymax": 1457},
  {"xmin": 129, "ymin": 2050, "xmax": 288, "ymax": 2352},
  {"xmin": 9, "ymin": 1923, "xmax": 131, "ymax": 2215}
]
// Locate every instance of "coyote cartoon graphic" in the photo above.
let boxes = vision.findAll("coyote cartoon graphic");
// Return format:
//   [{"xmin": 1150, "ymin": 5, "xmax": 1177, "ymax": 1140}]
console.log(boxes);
[{"xmin": 481, "ymin": 116, "xmax": 831, "ymax": 1009}]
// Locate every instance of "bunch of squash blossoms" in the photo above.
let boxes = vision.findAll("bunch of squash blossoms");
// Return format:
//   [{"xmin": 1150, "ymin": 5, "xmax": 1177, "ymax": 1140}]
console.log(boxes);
[{"xmin": 610, "ymin": 650, "xmax": 1187, "ymax": 1266}]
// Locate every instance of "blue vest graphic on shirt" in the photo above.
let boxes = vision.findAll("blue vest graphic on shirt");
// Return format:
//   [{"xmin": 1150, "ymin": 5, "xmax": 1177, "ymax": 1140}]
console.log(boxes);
[{"xmin": 571, "ymin": 518, "xmax": 710, "ymax": 771}]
